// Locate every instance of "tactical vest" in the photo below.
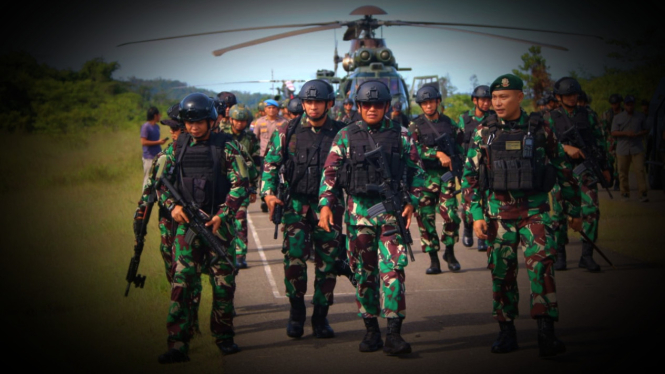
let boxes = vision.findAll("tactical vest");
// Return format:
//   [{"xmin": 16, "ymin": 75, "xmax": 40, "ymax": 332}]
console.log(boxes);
[
  {"xmin": 462, "ymin": 110, "xmax": 494, "ymax": 153},
  {"xmin": 338, "ymin": 121, "xmax": 404, "ymax": 196},
  {"xmin": 174, "ymin": 132, "xmax": 231, "ymax": 215},
  {"xmin": 284, "ymin": 118, "xmax": 344, "ymax": 197},
  {"xmin": 413, "ymin": 113, "xmax": 455, "ymax": 170},
  {"xmin": 550, "ymin": 107, "xmax": 596, "ymax": 165},
  {"xmin": 481, "ymin": 113, "xmax": 556, "ymax": 193}
]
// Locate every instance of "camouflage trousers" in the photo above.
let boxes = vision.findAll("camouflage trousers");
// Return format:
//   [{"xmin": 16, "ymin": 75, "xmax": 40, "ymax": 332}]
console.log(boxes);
[
  {"xmin": 550, "ymin": 173, "xmax": 600, "ymax": 245},
  {"xmin": 232, "ymin": 200, "xmax": 249, "ymax": 256},
  {"xmin": 167, "ymin": 219, "xmax": 236, "ymax": 354},
  {"xmin": 414, "ymin": 181, "xmax": 460, "ymax": 253},
  {"xmin": 486, "ymin": 213, "xmax": 559, "ymax": 322},
  {"xmin": 348, "ymin": 220, "xmax": 409, "ymax": 319},
  {"xmin": 158, "ymin": 215, "xmax": 175, "ymax": 283},
  {"xmin": 281, "ymin": 203, "xmax": 342, "ymax": 306}
]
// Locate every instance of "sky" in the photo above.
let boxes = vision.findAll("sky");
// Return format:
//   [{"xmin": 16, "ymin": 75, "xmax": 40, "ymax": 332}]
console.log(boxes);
[{"xmin": 2, "ymin": 0, "xmax": 662, "ymax": 96}]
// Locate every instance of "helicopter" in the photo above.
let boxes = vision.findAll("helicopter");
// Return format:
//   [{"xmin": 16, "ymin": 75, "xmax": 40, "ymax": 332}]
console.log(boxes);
[{"xmin": 119, "ymin": 5, "xmax": 602, "ymax": 115}]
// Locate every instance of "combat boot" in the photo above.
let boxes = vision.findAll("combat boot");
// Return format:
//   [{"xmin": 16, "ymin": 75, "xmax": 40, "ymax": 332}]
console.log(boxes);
[
  {"xmin": 236, "ymin": 255, "xmax": 248, "ymax": 269},
  {"xmin": 554, "ymin": 245, "xmax": 567, "ymax": 271},
  {"xmin": 478, "ymin": 239, "xmax": 488, "ymax": 252},
  {"xmin": 442, "ymin": 245, "xmax": 461, "ymax": 272},
  {"xmin": 426, "ymin": 251, "xmax": 442, "ymax": 274},
  {"xmin": 578, "ymin": 241, "xmax": 600, "ymax": 272},
  {"xmin": 462, "ymin": 221, "xmax": 473, "ymax": 247},
  {"xmin": 359, "ymin": 317, "xmax": 383, "ymax": 352},
  {"xmin": 217, "ymin": 338, "xmax": 241, "ymax": 355},
  {"xmin": 158, "ymin": 348, "xmax": 190, "ymax": 364},
  {"xmin": 311, "ymin": 305, "xmax": 335, "ymax": 338},
  {"xmin": 491, "ymin": 320, "xmax": 518, "ymax": 354},
  {"xmin": 286, "ymin": 296, "xmax": 306, "ymax": 338},
  {"xmin": 383, "ymin": 318, "xmax": 411, "ymax": 355},
  {"xmin": 537, "ymin": 317, "xmax": 566, "ymax": 357}
]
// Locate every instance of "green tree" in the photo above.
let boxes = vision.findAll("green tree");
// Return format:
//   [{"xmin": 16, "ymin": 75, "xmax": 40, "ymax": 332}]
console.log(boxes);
[{"xmin": 512, "ymin": 46, "xmax": 552, "ymax": 106}]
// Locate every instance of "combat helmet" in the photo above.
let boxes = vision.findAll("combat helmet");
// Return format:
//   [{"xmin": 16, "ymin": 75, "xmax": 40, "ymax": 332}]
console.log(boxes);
[
  {"xmin": 179, "ymin": 93, "xmax": 217, "ymax": 122},
  {"xmin": 355, "ymin": 80, "xmax": 392, "ymax": 103},
  {"xmin": 471, "ymin": 85, "xmax": 491, "ymax": 98},
  {"xmin": 609, "ymin": 94, "xmax": 623, "ymax": 104},
  {"xmin": 553, "ymin": 77, "xmax": 582, "ymax": 96},
  {"xmin": 298, "ymin": 79, "xmax": 335, "ymax": 102},
  {"xmin": 415, "ymin": 84, "xmax": 441, "ymax": 104},
  {"xmin": 217, "ymin": 91, "xmax": 238, "ymax": 109},
  {"xmin": 229, "ymin": 104, "xmax": 251, "ymax": 121},
  {"xmin": 287, "ymin": 97, "xmax": 304, "ymax": 115},
  {"xmin": 257, "ymin": 101, "xmax": 266, "ymax": 112}
]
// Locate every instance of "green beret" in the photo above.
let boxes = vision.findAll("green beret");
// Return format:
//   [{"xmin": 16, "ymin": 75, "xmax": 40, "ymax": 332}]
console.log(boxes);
[{"xmin": 490, "ymin": 74, "xmax": 524, "ymax": 93}]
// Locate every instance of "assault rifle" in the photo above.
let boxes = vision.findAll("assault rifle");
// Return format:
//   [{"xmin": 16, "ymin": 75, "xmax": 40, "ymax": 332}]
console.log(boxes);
[
  {"xmin": 125, "ymin": 192, "xmax": 155, "ymax": 296},
  {"xmin": 272, "ymin": 165, "xmax": 289, "ymax": 239},
  {"xmin": 364, "ymin": 147, "xmax": 415, "ymax": 262},
  {"xmin": 160, "ymin": 177, "xmax": 237, "ymax": 274},
  {"xmin": 561, "ymin": 126, "xmax": 613, "ymax": 199},
  {"xmin": 436, "ymin": 132, "xmax": 465, "ymax": 196}
]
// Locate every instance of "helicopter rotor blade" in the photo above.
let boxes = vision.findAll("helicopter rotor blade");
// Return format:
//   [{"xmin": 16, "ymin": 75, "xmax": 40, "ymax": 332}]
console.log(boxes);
[
  {"xmin": 383, "ymin": 20, "xmax": 603, "ymax": 40},
  {"xmin": 212, "ymin": 23, "xmax": 346, "ymax": 57},
  {"xmin": 117, "ymin": 22, "xmax": 342, "ymax": 47},
  {"xmin": 383, "ymin": 21, "xmax": 574, "ymax": 51}
]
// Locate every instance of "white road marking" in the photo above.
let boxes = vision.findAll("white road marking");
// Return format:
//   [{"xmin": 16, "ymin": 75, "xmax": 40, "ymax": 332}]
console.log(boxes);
[{"xmin": 247, "ymin": 213, "xmax": 282, "ymax": 299}]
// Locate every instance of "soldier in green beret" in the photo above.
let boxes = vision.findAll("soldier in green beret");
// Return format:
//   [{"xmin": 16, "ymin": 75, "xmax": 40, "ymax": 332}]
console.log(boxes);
[{"xmin": 461, "ymin": 73, "xmax": 582, "ymax": 356}]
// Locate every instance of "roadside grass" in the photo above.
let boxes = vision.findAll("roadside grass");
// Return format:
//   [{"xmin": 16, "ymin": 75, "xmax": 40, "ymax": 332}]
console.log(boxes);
[
  {"xmin": 1, "ymin": 128, "xmax": 662, "ymax": 371},
  {"xmin": 1, "ymin": 129, "xmax": 223, "ymax": 373}
]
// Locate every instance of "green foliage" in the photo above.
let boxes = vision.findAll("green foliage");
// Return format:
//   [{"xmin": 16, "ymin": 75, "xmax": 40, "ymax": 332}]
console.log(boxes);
[
  {"xmin": 511, "ymin": 46, "xmax": 552, "ymax": 104},
  {"xmin": 443, "ymin": 93, "xmax": 473, "ymax": 121}
]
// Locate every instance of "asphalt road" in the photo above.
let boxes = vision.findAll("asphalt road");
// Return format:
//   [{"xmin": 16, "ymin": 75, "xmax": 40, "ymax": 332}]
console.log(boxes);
[{"xmin": 224, "ymin": 196, "xmax": 665, "ymax": 374}]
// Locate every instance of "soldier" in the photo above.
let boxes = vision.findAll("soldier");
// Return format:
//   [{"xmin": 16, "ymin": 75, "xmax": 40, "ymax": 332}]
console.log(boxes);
[
  {"xmin": 224, "ymin": 104, "xmax": 261, "ymax": 269},
  {"xmin": 544, "ymin": 93, "xmax": 558, "ymax": 112},
  {"xmin": 254, "ymin": 99, "xmax": 288, "ymax": 212},
  {"xmin": 262, "ymin": 79, "xmax": 346, "ymax": 339},
  {"xmin": 601, "ymin": 94, "xmax": 623, "ymax": 191},
  {"xmin": 408, "ymin": 85, "xmax": 464, "ymax": 274},
  {"xmin": 459, "ymin": 85, "xmax": 494, "ymax": 253},
  {"xmin": 250, "ymin": 101, "xmax": 267, "ymax": 133},
  {"xmin": 545, "ymin": 77, "xmax": 611, "ymax": 272},
  {"xmin": 319, "ymin": 80, "xmax": 425, "ymax": 356},
  {"xmin": 462, "ymin": 74, "xmax": 582, "ymax": 356},
  {"xmin": 217, "ymin": 91, "xmax": 238, "ymax": 132},
  {"xmin": 156, "ymin": 93, "xmax": 249, "ymax": 363},
  {"xmin": 337, "ymin": 98, "xmax": 363, "ymax": 124},
  {"xmin": 286, "ymin": 97, "xmax": 304, "ymax": 119},
  {"xmin": 212, "ymin": 98, "xmax": 227, "ymax": 134},
  {"xmin": 536, "ymin": 98, "xmax": 547, "ymax": 114},
  {"xmin": 390, "ymin": 101, "xmax": 410, "ymax": 127}
]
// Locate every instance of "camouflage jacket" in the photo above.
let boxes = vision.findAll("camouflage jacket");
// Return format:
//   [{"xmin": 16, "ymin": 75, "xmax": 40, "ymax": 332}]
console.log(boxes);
[
  {"xmin": 337, "ymin": 109, "xmax": 362, "ymax": 125},
  {"xmin": 223, "ymin": 127, "xmax": 261, "ymax": 190},
  {"xmin": 544, "ymin": 107, "xmax": 611, "ymax": 170},
  {"xmin": 319, "ymin": 119, "xmax": 426, "ymax": 226},
  {"xmin": 408, "ymin": 112, "xmax": 464, "ymax": 190},
  {"xmin": 260, "ymin": 114, "xmax": 344, "ymax": 214},
  {"xmin": 156, "ymin": 134, "xmax": 249, "ymax": 221},
  {"xmin": 461, "ymin": 110, "xmax": 581, "ymax": 221}
]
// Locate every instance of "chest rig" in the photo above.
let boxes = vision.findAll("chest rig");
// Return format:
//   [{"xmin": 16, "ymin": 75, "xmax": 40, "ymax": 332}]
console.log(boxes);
[
  {"xmin": 174, "ymin": 132, "xmax": 231, "ymax": 215},
  {"xmin": 284, "ymin": 118, "xmax": 344, "ymax": 197},
  {"xmin": 338, "ymin": 121, "xmax": 404, "ymax": 196},
  {"xmin": 413, "ymin": 113, "xmax": 455, "ymax": 170},
  {"xmin": 480, "ymin": 113, "xmax": 555, "ymax": 193}
]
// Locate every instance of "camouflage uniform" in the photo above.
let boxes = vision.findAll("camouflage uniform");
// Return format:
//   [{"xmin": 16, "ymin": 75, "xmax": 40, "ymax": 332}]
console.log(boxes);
[
  {"xmin": 545, "ymin": 107, "xmax": 609, "ymax": 248},
  {"xmin": 458, "ymin": 109, "xmax": 492, "ymax": 228},
  {"xmin": 156, "ymin": 134, "xmax": 249, "ymax": 355},
  {"xmin": 461, "ymin": 110, "xmax": 581, "ymax": 322},
  {"xmin": 223, "ymin": 127, "xmax": 261, "ymax": 261},
  {"xmin": 319, "ymin": 119, "xmax": 425, "ymax": 319},
  {"xmin": 261, "ymin": 114, "xmax": 345, "ymax": 306},
  {"xmin": 408, "ymin": 113, "xmax": 464, "ymax": 253}
]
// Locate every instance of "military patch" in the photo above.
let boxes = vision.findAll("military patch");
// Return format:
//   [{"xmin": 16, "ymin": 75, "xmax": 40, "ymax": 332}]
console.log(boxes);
[
  {"xmin": 505, "ymin": 141, "xmax": 521, "ymax": 150},
  {"xmin": 502, "ymin": 78, "xmax": 510, "ymax": 87}
]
